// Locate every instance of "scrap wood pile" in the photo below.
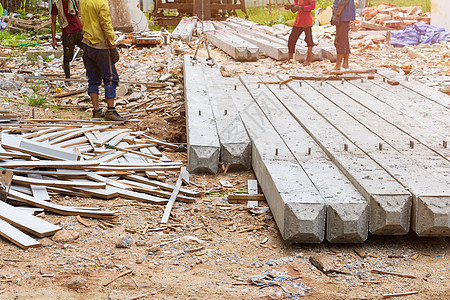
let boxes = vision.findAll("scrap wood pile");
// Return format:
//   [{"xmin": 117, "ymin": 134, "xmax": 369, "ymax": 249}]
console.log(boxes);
[
  {"xmin": 5, "ymin": 13, "xmax": 51, "ymax": 33},
  {"xmin": 0, "ymin": 120, "xmax": 199, "ymax": 249},
  {"xmin": 361, "ymin": 3, "xmax": 430, "ymax": 30},
  {"xmin": 115, "ymin": 31, "xmax": 165, "ymax": 48}
]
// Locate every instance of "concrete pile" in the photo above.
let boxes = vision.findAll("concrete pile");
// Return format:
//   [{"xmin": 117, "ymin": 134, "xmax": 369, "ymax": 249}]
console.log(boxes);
[
  {"xmin": 170, "ymin": 17, "xmax": 337, "ymax": 62},
  {"xmin": 184, "ymin": 58, "xmax": 449, "ymax": 243}
]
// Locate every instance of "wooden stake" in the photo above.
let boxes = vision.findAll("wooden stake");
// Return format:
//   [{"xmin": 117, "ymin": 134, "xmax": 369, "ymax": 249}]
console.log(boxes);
[
  {"xmin": 382, "ymin": 291, "xmax": 418, "ymax": 298},
  {"xmin": 103, "ymin": 270, "xmax": 133, "ymax": 286},
  {"xmin": 371, "ymin": 269, "xmax": 416, "ymax": 278}
]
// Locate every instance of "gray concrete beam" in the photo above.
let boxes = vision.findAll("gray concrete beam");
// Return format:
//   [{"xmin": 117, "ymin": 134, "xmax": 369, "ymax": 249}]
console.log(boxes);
[
  {"xmin": 234, "ymin": 32, "xmax": 288, "ymax": 61},
  {"xmin": 292, "ymin": 78, "xmax": 449, "ymax": 237},
  {"xmin": 183, "ymin": 55, "xmax": 220, "ymax": 174},
  {"xmin": 202, "ymin": 62, "xmax": 251, "ymax": 170},
  {"xmin": 250, "ymin": 74, "xmax": 368, "ymax": 243},
  {"xmin": 172, "ymin": 18, "xmax": 197, "ymax": 42},
  {"xmin": 278, "ymin": 76, "xmax": 412, "ymax": 235},
  {"xmin": 206, "ymin": 30, "xmax": 259, "ymax": 61},
  {"xmin": 228, "ymin": 77, "xmax": 326, "ymax": 243}
]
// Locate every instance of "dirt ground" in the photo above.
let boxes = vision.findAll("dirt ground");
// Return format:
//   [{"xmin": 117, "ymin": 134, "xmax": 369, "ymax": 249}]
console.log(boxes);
[{"xmin": 0, "ymin": 35, "xmax": 449, "ymax": 300}]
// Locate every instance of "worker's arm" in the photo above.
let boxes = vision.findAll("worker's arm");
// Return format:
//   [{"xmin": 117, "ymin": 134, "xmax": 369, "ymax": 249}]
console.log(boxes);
[
  {"xmin": 302, "ymin": 0, "xmax": 315, "ymax": 11},
  {"xmin": 51, "ymin": 14, "xmax": 58, "ymax": 49},
  {"xmin": 334, "ymin": 0, "xmax": 349, "ymax": 16},
  {"xmin": 98, "ymin": 0, "xmax": 115, "ymax": 48}
]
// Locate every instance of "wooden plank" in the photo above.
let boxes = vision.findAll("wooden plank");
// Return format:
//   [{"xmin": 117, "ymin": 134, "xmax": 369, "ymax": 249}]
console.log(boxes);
[
  {"xmin": 8, "ymin": 189, "xmax": 118, "ymax": 219},
  {"xmin": 0, "ymin": 160, "xmax": 100, "ymax": 169},
  {"xmin": 94, "ymin": 129, "xmax": 133, "ymax": 146},
  {"xmin": 0, "ymin": 201, "xmax": 61, "ymax": 237},
  {"xmin": 49, "ymin": 126, "xmax": 112, "ymax": 145},
  {"xmin": 12, "ymin": 175, "xmax": 106, "ymax": 189},
  {"xmin": 119, "ymin": 179, "xmax": 196, "ymax": 203},
  {"xmin": 228, "ymin": 194, "xmax": 266, "ymax": 204},
  {"xmin": 122, "ymin": 174, "xmax": 200, "ymax": 197},
  {"xmin": 0, "ymin": 219, "xmax": 41, "ymax": 249},
  {"xmin": 20, "ymin": 138, "xmax": 80, "ymax": 161},
  {"xmin": 28, "ymin": 174, "xmax": 50, "ymax": 201},
  {"xmin": 55, "ymin": 136, "xmax": 89, "ymax": 148},
  {"xmin": 86, "ymin": 174, "xmax": 132, "ymax": 190},
  {"xmin": 32, "ymin": 127, "xmax": 80, "ymax": 142},
  {"xmin": 22, "ymin": 127, "xmax": 69, "ymax": 139},
  {"xmin": 53, "ymin": 88, "xmax": 87, "ymax": 98},
  {"xmin": 161, "ymin": 167, "xmax": 189, "ymax": 224}
]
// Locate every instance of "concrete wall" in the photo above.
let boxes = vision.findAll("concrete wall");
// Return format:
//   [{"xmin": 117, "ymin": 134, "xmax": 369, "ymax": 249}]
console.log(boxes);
[{"xmin": 431, "ymin": 0, "xmax": 450, "ymax": 31}]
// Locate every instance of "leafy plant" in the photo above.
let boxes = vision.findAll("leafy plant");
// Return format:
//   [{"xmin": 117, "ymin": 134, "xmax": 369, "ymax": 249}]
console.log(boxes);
[
  {"xmin": 24, "ymin": 83, "xmax": 49, "ymax": 107},
  {"xmin": 42, "ymin": 56, "xmax": 53, "ymax": 63},
  {"xmin": 25, "ymin": 93, "xmax": 48, "ymax": 107}
]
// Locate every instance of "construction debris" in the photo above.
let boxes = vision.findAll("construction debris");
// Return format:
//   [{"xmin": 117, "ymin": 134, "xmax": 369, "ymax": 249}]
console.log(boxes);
[{"xmin": 361, "ymin": 4, "xmax": 430, "ymax": 30}]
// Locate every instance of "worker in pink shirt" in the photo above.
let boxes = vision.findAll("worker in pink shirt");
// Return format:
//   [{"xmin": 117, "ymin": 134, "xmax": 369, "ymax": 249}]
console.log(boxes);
[{"xmin": 285, "ymin": 0, "xmax": 316, "ymax": 65}]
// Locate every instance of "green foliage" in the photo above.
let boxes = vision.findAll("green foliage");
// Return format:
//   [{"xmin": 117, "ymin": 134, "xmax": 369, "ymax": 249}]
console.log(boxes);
[
  {"xmin": 236, "ymin": 8, "xmax": 296, "ymax": 26},
  {"xmin": 0, "ymin": 31, "xmax": 30, "ymax": 46},
  {"xmin": 369, "ymin": 0, "xmax": 430, "ymax": 12},
  {"xmin": 42, "ymin": 56, "xmax": 53, "ymax": 63},
  {"xmin": 316, "ymin": 0, "xmax": 334, "ymax": 8},
  {"xmin": 24, "ymin": 83, "xmax": 49, "ymax": 107},
  {"xmin": 25, "ymin": 93, "xmax": 48, "ymax": 107}
]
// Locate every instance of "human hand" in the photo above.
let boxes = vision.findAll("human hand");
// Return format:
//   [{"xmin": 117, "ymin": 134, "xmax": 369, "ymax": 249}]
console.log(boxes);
[
  {"xmin": 110, "ymin": 47, "xmax": 120, "ymax": 64},
  {"xmin": 52, "ymin": 39, "xmax": 58, "ymax": 50},
  {"xmin": 290, "ymin": 5, "xmax": 299, "ymax": 13},
  {"xmin": 331, "ymin": 14, "xmax": 340, "ymax": 26}
]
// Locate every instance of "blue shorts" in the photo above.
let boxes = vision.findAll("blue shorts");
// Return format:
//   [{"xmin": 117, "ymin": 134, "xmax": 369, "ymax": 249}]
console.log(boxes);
[{"xmin": 82, "ymin": 43, "xmax": 119, "ymax": 99}]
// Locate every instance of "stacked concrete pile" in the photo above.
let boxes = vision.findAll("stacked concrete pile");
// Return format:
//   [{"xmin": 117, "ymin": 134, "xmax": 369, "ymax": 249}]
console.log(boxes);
[
  {"xmin": 184, "ymin": 59, "xmax": 449, "ymax": 243},
  {"xmin": 170, "ymin": 16, "xmax": 337, "ymax": 62}
]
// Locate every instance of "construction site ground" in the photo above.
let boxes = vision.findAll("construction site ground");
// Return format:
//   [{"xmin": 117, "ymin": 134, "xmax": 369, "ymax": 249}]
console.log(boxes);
[{"xmin": 0, "ymin": 38, "xmax": 449, "ymax": 300}]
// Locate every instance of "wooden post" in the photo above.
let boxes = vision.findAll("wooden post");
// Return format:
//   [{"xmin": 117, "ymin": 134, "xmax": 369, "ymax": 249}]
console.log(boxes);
[{"xmin": 269, "ymin": 0, "xmax": 272, "ymax": 15}]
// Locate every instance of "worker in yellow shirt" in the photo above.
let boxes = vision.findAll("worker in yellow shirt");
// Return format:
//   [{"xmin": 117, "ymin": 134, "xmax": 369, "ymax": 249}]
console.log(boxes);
[{"xmin": 79, "ymin": 0, "xmax": 125, "ymax": 121}]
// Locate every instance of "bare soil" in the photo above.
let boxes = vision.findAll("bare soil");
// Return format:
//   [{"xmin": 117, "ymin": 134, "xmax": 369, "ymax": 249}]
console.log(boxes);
[{"xmin": 0, "ymin": 41, "xmax": 449, "ymax": 300}]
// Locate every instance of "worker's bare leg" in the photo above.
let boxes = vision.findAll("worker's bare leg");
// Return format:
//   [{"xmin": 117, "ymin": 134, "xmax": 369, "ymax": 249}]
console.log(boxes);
[
  {"xmin": 287, "ymin": 52, "xmax": 294, "ymax": 63},
  {"xmin": 342, "ymin": 53, "xmax": 350, "ymax": 69},
  {"xmin": 106, "ymin": 98, "xmax": 114, "ymax": 108},
  {"xmin": 90, "ymin": 92, "xmax": 99, "ymax": 111},
  {"xmin": 303, "ymin": 47, "xmax": 313, "ymax": 66},
  {"xmin": 333, "ymin": 54, "xmax": 344, "ymax": 71}
]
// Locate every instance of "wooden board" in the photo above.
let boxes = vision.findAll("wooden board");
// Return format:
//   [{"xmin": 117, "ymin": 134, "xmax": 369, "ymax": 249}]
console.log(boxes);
[
  {"xmin": 161, "ymin": 167, "xmax": 189, "ymax": 224},
  {"xmin": 8, "ymin": 189, "xmax": 118, "ymax": 219},
  {"xmin": 122, "ymin": 174, "xmax": 200, "ymax": 197},
  {"xmin": 0, "ymin": 219, "xmax": 41, "ymax": 249},
  {"xmin": 12, "ymin": 175, "xmax": 106, "ymax": 189},
  {"xmin": 0, "ymin": 200, "xmax": 61, "ymax": 237}
]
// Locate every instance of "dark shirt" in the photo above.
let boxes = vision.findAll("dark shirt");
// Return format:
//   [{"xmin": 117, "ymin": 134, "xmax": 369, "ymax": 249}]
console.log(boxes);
[
  {"xmin": 52, "ymin": 1, "xmax": 82, "ymax": 34},
  {"xmin": 333, "ymin": 0, "xmax": 356, "ymax": 22}
]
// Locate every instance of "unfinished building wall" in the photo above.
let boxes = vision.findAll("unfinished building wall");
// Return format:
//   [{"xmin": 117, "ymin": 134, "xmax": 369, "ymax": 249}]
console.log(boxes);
[{"xmin": 431, "ymin": 0, "xmax": 449, "ymax": 31}]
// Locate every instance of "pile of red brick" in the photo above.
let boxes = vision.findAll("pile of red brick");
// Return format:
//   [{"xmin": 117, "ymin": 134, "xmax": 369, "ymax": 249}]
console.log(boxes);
[{"xmin": 362, "ymin": 3, "xmax": 430, "ymax": 30}]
